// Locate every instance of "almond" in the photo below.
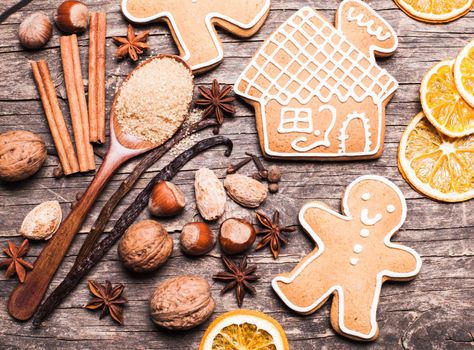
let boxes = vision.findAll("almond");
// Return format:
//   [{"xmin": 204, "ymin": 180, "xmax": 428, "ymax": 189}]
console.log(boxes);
[
  {"xmin": 194, "ymin": 168, "xmax": 226, "ymax": 221},
  {"xmin": 224, "ymin": 174, "xmax": 268, "ymax": 208},
  {"xmin": 20, "ymin": 200, "xmax": 62, "ymax": 240}
]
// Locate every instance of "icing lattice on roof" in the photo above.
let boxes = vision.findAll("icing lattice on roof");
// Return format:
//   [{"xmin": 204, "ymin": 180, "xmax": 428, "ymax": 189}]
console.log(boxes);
[{"xmin": 235, "ymin": 7, "xmax": 397, "ymax": 106}]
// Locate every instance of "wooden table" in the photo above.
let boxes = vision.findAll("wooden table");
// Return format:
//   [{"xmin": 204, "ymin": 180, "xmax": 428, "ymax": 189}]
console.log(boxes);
[{"xmin": 0, "ymin": 1, "xmax": 472, "ymax": 349}]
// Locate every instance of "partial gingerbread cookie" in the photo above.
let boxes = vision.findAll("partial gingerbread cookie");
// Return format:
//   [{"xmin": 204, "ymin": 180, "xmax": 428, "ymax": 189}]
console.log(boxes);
[
  {"xmin": 394, "ymin": 0, "xmax": 473, "ymax": 23},
  {"xmin": 121, "ymin": 0, "xmax": 270, "ymax": 73},
  {"xmin": 272, "ymin": 175, "xmax": 421, "ymax": 341},
  {"xmin": 235, "ymin": 0, "xmax": 398, "ymax": 160}
]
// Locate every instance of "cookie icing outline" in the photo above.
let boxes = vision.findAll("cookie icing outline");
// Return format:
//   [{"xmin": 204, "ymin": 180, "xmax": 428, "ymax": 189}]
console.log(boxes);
[
  {"xmin": 234, "ymin": 0, "xmax": 399, "ymax": 158},
  {"xmin": 121, "ymin": 0, "xmax": 271, "ymax": 72},
  {"xmin": 271, "ymin": 175, "xmax": 422, "ymax": 340},
  {"xmin": 346, "ymin": 7, "xmax": 391, "ymax": 41}
]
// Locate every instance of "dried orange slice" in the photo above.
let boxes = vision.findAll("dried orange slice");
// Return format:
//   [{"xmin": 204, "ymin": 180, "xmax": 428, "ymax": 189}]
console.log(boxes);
[
  {"xmin": 398, "ymin": 112, "xmax": 474, "ymax": 202},
  {"xmin": 421, "ymin": 60, "xmax": 474, "ymax": 138},
  {"xmin": 394, "ymin": 0, "xmax": 473, "ymax": 23},
  {"xmin": 454, "ymin": 39, "xmax": 474, "ymax": 108},
  {"xmin": 199, "ymin": 310, "xmax": 289, "ymax": 350}
]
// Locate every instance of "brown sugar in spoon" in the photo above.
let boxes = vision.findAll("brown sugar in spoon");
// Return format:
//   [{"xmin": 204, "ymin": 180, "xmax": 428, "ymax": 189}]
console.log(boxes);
[{"xmin": 8, "ymin": 55, "xmax": 194, "ymax": 321}]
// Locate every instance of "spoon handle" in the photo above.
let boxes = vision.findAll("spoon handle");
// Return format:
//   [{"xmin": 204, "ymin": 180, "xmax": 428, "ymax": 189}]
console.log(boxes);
[{"xmin": 8, "ymin": 151, "xmax": 125, "ymax": 321}]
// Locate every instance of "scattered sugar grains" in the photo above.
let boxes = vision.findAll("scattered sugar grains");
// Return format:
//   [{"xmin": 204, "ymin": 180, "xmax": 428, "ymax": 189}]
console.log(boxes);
[{"xmin": 115, "ymin": 57, "xmax": 194, "ymax": 145}]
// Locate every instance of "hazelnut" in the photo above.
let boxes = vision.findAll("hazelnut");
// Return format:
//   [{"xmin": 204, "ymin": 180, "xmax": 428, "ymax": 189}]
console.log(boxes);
[
  {"xmin": 150, "ymin": 276, "xmax": 215, "ymax": 330},
  {"xmin": 148, "ymin": 181, "xmax": 186, "ymax": 217},
  {"xmin": 267, "ymin": 166, "xmax": 282, "ymax": 183},
  {"xmin": 55, "ymin": 0, "xmax": 89, "ymax": 34},
  {"xmin": 18, "ymin": 13, "xmax": 52, "ymax": 50},
  {"xmin": 219, "ymin": 218, "xmax": 256, "ymax": 255},
  {"xmin": 180, "ymin": 222, "xmax": 215, "ymax": 256},
  {"xmin": 268, "ymin": 183, "xmax": 279, "ymax": 194},
  {"xmin": 0, "ymin": 130, "xmax": 47, "ymax": 182},
  {"xmin": 118, "ymin": 220, "xmax": 173, "ymax": 273}
]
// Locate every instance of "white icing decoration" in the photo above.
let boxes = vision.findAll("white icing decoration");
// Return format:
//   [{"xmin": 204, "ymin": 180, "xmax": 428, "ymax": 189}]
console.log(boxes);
[
  {"xmin": 350, "ymin": 258, "xmax": 359, "ymax": 266},
  {"xmin": 362, "ymin": 193, "xmax": 371, "ymax": 201},
  {"xmin": 338, "ymin": 112, "xmax": 372, "ymax": 154},
  {"xmin": 278, "ymin": 107, "xmax": 313, "ymax": 134},
  {"xmin": 234, "ymin": 0, "xmax": 399, "ymax": 159},
  {"xmin": 360, "ymin": 228, "xmax": 370, "ymax": 237},
  {"xmin": 387, "ymin": 204, "xmax": 395, "ymax": 213},
  {"xmin": 291, "ymin": 105, "xmax": 336, "ymax": 152},
  {"xmin": 353, "ymin": 244, "xmax": 363, "ymax": 254},
  {"xmin": 360, "ymin": 208, "xmax": 382, "ymax": 226},
  {"xmin": 272, "ymin": 175, "xmax": 422, "ymax": 340},
  {"xmin": 346, "ymin": 7, "xmax": 391, "ymax": 41},
  {"xmin": 121, "ymin": 0, "xmax": 271, "ymax": 72}
]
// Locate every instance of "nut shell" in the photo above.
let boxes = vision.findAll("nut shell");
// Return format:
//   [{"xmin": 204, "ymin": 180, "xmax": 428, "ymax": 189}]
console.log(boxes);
[
  {"xmin": 195, "ymin": 168, "xmax": 226, "ymax": 221},
  {"xmin": 150, "ymin": 276, "xmax": 215, "ymax": 330},
  {"xmin": 20, "ymin": 201, "xmax": 62, "ymax": 240},
  {"xmin": 55, "ymin": 0, "xmax": 89, "ymax": 34},
  {"xmin": 18, "ymin": 13, "xmax": 52, "ymax": 49},
  {"xmin": 180, "ymin": 222, "xmax": 215, "ymax": 256},
  {"xmin": 118, "ymin": 220, "xmax": 173, "ymax": 273},
  {"xmin": 0, "ymin": 130, "xmax": 47, "ymax": 182},
  {"xmin": 219, "ymin": 218, "xmax": 256, "ymax": 255},
  {"xmin": 148, "ymin": 181, "xmax": 186, "ymax": 217},
  {"xmin": 224, "ymin": 174, "xmax": 268, "ymax": 208}
]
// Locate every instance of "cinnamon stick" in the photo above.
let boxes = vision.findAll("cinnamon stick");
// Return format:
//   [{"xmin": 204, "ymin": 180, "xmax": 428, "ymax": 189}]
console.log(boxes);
[
  {"xmin": 88, "ymin": 12, "xmax": 107, "ymax": 144},
  {"xmin": 60, "ymin": 34, "xmax": 95, "ymax": 171},
  {"xmin": 31, "ymin": 60, "xmax": 79, "ymax": 175}
]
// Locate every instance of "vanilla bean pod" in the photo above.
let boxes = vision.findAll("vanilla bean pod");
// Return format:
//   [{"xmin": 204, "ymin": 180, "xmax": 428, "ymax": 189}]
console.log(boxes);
[
  {"xmin": 74, "ymin": 118, "xmax": 218, "ymax": 265},
  {"xmin": 32, "ymin": 136, "xmax": 232, "ymax": 328}
]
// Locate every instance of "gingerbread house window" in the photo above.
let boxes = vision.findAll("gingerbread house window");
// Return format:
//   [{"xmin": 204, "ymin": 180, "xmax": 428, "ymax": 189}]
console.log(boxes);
[{"xmin": 278, "ymin": 108, "xmax": 313, "ymax": 133}]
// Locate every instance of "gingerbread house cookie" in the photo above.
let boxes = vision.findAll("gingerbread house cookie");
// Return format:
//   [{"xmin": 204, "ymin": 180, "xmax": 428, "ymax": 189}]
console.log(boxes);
[
  {"xmin": 121, "ymin": 0, "xmax": 271, "ymax": 73},
  {"xmin": 272, "ymin": 175, "xmax": 422, "ymax": 341},
  {"xmin": 235, "ymin": 0, "xmax": 399, "ymax": 160}
]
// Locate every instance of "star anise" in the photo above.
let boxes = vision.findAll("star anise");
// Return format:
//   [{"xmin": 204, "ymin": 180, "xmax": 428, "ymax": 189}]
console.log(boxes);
[
  {"xmin": 213, "ymin": 255, "xmax": 259, "ymax": 307},
  {"xmin": 113, "ymin": 25, "xmax": 150, "ymax": 61},
  {"xmin": 196, "ymin": 79, "xmax": 236, "ymax": 130},
  {"xmin": 255, "ymin": 210, "xmax": 296, "ymax": 259},
  {"xmin": 84, "ymin": 280, "xmax": 127, "ymax": 325},
  {"xmin": 0, "ymin": 239, "xmax": 33, "ymax": 283}
]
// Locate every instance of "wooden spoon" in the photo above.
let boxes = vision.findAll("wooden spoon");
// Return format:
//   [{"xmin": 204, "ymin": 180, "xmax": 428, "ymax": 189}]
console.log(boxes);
[{"xmin": 8, "ymin": 55, "xmax": 194, "ymax": 321}]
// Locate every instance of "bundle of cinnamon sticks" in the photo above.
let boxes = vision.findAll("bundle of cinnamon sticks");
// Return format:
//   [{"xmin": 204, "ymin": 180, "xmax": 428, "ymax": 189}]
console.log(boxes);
[{"xmin": 31, "ymin": 12, "xmax": 107, "ymax": 176}]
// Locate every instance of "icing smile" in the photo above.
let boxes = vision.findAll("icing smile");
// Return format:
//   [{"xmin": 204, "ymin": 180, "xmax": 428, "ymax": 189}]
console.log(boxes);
[{"xmin": 360, "ymin": 208, "xmax": 382, "ymax": 226}]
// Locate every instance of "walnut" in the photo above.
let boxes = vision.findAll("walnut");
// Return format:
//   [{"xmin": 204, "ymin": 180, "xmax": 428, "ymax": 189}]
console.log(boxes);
[
  {"xmin": 0, "ymin": 130, "xmax": 47, "ymax": 182},
  {"xmin": 118, "ymin": 220, "xmax": 173, "ymax": 273},
  {"xmin": 149, "ymin": 276, "xmax": 215, "ymax": 330},
  {"xmin": 194, "ymin": 168, "xmax": 226, "ymax": 221},
  {"xmin": 224, "ymin": 174, "xmax": 268, "ymax": 208}
]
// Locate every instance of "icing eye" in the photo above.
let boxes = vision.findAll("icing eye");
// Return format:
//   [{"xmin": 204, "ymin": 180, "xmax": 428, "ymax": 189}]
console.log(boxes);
[
  {"xmin": 386, "ymin": 204, "xmax": 395, "ymax": 213},
  {"xmin": 361, "ymin": 193, "xmax": 371, "ymax": 201}
]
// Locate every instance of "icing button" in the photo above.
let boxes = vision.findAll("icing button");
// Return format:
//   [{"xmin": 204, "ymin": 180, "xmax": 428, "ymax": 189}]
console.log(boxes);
[
  {"xmin": 353, "ymin": 244, "xmax": 363, "ymax": 254},
  {"xmin": 350, "ymin": 257, "xmax": 359, "ymax": 266},
  {"xmin": 387, "ymin": 204, "xmax": 395, "ymax": 213},
  {"xmin": 360, "ymin": 228, "xmax": 369, "ymax": 237},
  {"xmin": 361, "ymin": 192, "xmax": 371, "ymax": 201}
]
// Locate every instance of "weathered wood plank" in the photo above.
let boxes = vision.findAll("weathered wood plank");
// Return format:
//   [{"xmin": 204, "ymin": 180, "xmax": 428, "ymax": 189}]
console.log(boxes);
[{"xmin": 0, "ymin": 0, "xmax": 473, "ymax": 349}]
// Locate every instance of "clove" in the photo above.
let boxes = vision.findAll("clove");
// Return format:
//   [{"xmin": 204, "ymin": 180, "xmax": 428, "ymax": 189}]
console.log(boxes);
[
  {"xmin": 245, "ymin": 152, "xmax": 268, "ymax": 179},
  {"xmin": 226, "ymin": 156, "xmax": 252, "ymax": 175}
]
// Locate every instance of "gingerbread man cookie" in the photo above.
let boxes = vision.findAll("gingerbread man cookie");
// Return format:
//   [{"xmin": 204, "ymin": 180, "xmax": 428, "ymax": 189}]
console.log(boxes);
[
  {"xmin": 272, "ymin": 175, "xmax": 421, "ymax": 341},
  {"xmin": 121, "ymin": 0, "xmax": 270, "ymax": 73},
  {"xmin": 235, "ymin": 0, "xmax": 398, "ymax": 160}
]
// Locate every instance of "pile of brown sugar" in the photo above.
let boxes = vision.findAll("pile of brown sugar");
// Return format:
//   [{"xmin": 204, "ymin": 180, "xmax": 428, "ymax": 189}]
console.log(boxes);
[{"xmin": 115, "ymin": 56, "xmax": 194, "ymax": 145}]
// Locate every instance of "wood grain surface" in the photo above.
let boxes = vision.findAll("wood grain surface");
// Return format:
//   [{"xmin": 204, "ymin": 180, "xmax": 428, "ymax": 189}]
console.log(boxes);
[{"xmin": 0, "ymin": 0, "xmax": 473, "ymax": 349}]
